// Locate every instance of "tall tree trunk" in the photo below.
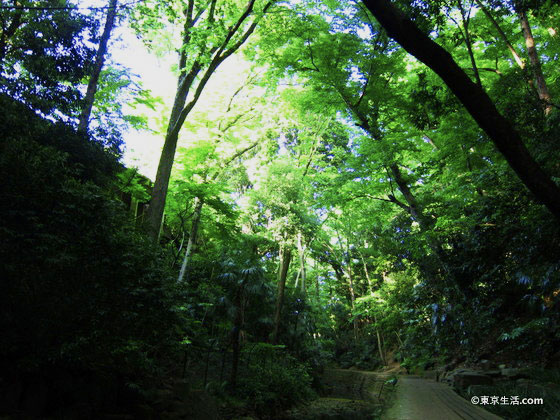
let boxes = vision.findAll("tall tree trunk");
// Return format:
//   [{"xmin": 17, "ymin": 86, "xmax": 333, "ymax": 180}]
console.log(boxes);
[
  {"xmin": 297, "ymin": 232, "xmax": 307, "ymax": 295},
  {"xmin": 177, "ymin": 197, "xmax": 204, "ymax": 283},
  {"xmin": 388, "ymin": 164, "xmax": 429, "ymax": 227},
  {"xmin": 518, "ymin": 9, "xmax": 553, "ymax": 115},
  {"xmin": 145, "ymin": 57, "xmax": 201, "ymax": 240},
  {"xmin": 388, "ymin": 164, "xmax": 472, "ymax": 299},
  {"xmin": 331, "ymin": 263, "xmax": 354, "ymax": 322},
  {"xmin": 473, "ymin": 0, "xmax": 525, "ymax": 69},
  {"xmin": 333, "ymin": 235, "xmax": 360, "ymax": 340},
  {"xmin": 314, "ymin": 260, "xmax": 320, "ymax": 302},
  {"xmin": 373, "ymin": 312, "xmax": 386, "ymax": 366},
  {"xmin": 230, "ymin": 281, "xmax": 246, "ymax": 390},
  {"xmin": 77, "ymin": 0, "xmax": 118, "ymax": 134},
  {"xmin": 272, "ymin": 247, "xmax": 291, "ymax": 343},
  {"xmin": 346, "ymin": 90, "xmax": 463, "ymax": 293},
  {"xmin": 361, "ymin": 252, "xmax": 386, "ymax": 365},
  {"xmin": 388, "ymin": 164, "xmax": 445, "ymax": 255},
  {"xmin": 145, "ymin": 0, "xmax": 274, "ymax": 241},
  {"xmin": 359, "ymin": 252, "xmax": 374, "ymax": 295},
  {"xmin": 176, "ymin": 142, "xmax": 259, "ymax": 280},
  {"xmin": 363, "ymin": 0, "xmax": 560, "ymax": 221},
  {"xmin": 457, "ymin": 0, "xmax": 482, "ymax": 88},
  {"xmin": 342, "ymin": 254, "xmax": 359, "ymax": 340}
]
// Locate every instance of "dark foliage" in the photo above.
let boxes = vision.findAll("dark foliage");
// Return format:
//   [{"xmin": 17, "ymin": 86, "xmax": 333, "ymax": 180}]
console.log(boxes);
[
  {"xmin": 0, "ymin": 95, "xmax": 185, "ymax": 416},
  {"xmin": 0, "ymin": 1, "xmax": 97, "ymax": 118}
]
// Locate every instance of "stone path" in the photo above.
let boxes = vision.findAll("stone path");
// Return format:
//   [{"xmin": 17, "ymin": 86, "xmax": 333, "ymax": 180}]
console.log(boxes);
[{"xmin": 382, "ymin": 376, "xmax": 503, "ymax": 420}]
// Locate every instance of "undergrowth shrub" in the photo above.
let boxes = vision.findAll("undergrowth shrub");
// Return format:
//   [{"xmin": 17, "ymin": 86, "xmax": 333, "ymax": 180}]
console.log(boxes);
[
  {"xmin": 236, "ymin": 351, "xmax": 315, "ymax": 417},
  {"xmin": 0, "ymin": 96, "xmax": 187, "ymax": 416}
]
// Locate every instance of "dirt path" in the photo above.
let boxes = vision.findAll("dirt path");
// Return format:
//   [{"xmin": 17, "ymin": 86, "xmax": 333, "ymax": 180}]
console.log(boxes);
[{"xmin": 382, "ymin": 376, "xmax": 503, "ymax": 420}]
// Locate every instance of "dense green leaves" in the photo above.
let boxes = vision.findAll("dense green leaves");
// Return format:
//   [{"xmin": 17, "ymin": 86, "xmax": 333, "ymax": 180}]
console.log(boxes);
[
  {"xmin": 0, "ymin": 1, "xmax": 96, "ymax": 117},
  {"xmin": 0, "ymin": 94, "xmax": 187, "ymax": 415},
  {"xmin": 2, "ymin": 0, "xmax": 560, "ymax": 417}
]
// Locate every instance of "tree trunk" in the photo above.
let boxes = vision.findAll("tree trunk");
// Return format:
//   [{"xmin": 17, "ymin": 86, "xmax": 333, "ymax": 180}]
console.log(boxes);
[
  {"xmin": 230, "ymin": 282, "xmax": 245, "ymax": 390},
  {"xmin": 518, "ymin": 9, "xmax": 553, "ymax": 115},
  {"xmin": 363, "ymin": 0, "xmax": 560, "ymax": 221},
  {"xmin": 360, "ymin": 252, "xmax": 386, "ymax": 365},
  {"xmin": 332, "ymin": 237, "xmax": 360, "ymax": 339},
  {"xmin": 343, "ymin": 260, "xmax": 359, "ymax": 340},
  {"xmin": 373, "ymin": 312, "xmax": 386, "ymax": 366},
  {"xmin": 145, "ymin": 0, "xmax": 274, "ymax": 241},
  {"xmin": 272, "ymin": 247, "xmax": 291, "ymax": 343},
  {"xmin": 77, "ymin": 0, "xmax": 118, "ymax": 134},
  {"xmin": 297, "ymin": 232, "xmax": 307, "ymax": 295},
  {"xmin": 389, "ymin": 164, "xmax": 429, "ymax": 228},
  {"xmin": 177, "ymin": 197, "xmax": 204, "ymax": 283},
  {"xmin": 315, "ymin": 260, "xmax": 320, "ymax": 302},
  {"xmin": 473, "ymin": 0, "xmax": 525, "ymax": 69},
  {"xmin": 457, "ymin": 0, "xmax": 482, "ymax": 88},
  {"xmin": 145, "ymin": 59, "xmax": 201, "ymax": 240},
  {"xmin": 388, "ymin": 164, "xmax": 472, "ymax": 299},
  {"xmin": 360, "ymin": 252, "xmax": 373, "ymax": 295},
  {"xmin": 176, "ymin": 142, "xmax": 259, "ymax": 279}
]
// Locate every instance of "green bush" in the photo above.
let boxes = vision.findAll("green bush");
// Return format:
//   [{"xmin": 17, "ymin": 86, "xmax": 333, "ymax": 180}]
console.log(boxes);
[
  {"xmin": 0, "ymin": 95, "xmax": 186, "ymax": 415},
  {"xmin": 236, "ymin": 351, "xmax": 315, "ymax": 417}
]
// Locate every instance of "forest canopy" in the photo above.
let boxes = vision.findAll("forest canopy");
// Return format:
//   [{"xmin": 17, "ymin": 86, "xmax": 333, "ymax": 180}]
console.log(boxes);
[{"xmin": 1, "ymin": 0, "xmax": 559, "ymax": 418}]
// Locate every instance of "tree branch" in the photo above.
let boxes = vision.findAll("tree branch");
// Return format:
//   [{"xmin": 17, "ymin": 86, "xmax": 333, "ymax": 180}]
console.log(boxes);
[{"xmin": 363, "ymin": 0, "xmax": 560, "ymax": 220}]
